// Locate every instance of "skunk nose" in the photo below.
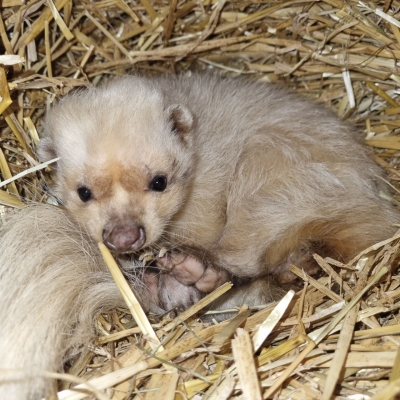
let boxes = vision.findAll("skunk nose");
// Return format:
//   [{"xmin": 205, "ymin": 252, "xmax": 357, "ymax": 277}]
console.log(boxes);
[{"xmin": 102, "ymin": 224, "xmax": 146, "ymax": 252}]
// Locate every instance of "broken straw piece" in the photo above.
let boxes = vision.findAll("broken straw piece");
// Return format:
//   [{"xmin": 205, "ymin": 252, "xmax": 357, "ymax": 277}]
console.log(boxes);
[{"xmin": 98, "ymin": 242, "xmax": 164, "ymax": 353}]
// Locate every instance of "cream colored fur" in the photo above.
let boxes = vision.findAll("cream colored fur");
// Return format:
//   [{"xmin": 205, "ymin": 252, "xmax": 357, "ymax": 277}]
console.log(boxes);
[
  {"xmin": 40, "ymin": 74, "xmax": 400, "ymax": 279},
  {"xmin": 0, "ymin": 205, "xmax": 145, "ymax": 398}
]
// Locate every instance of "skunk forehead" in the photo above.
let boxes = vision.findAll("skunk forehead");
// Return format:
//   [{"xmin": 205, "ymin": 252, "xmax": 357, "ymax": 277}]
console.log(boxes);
[
  {"xmin": 50, "ymin": 79, "xmax": 166, "ymax": 136},
  {"xmin": 46, "ymin": 81, "xmax": 173, "ymax": 160}
]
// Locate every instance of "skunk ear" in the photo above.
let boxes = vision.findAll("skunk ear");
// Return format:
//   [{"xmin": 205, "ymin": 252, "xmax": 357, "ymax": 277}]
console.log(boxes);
[
  {"xmin": 166, "ymin": 104, "xmax": 194, "ymax": 144},
  {"xmin": 38, "ymin": 137, "xmax": 58, "ymax": 169}
]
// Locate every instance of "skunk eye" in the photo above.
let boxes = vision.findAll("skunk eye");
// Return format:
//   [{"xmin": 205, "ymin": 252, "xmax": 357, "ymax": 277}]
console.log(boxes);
[
  {"xmin": 150, "ymin": 175, "xmax": 167, "ymax": 192},
  {"xmin": 77, "ymin": 186, "xmax": 92, "ymax": 202}
]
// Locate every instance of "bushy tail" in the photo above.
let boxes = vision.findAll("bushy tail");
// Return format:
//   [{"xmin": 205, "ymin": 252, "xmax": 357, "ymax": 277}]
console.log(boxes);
[{"xmin": 0, "ymin": 204, "xmax": 145, "ymax": 399}]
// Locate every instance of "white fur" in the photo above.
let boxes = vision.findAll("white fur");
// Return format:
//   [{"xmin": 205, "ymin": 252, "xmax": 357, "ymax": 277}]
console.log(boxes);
[{"xmin": 0, "ymin": 205, "xmax": 143, "ymax": 398}]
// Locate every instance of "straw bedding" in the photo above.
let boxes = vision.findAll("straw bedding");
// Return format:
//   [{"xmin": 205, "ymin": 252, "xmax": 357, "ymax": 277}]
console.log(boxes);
[{"xmin": 1, "ymin": 0, "xmax": 400, "ymax": 399}]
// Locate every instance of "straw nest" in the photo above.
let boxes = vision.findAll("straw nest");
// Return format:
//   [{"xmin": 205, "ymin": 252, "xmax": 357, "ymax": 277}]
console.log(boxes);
[{"xmin": 2, "ymin": 0, "xmax": 400, "ymax": 399}]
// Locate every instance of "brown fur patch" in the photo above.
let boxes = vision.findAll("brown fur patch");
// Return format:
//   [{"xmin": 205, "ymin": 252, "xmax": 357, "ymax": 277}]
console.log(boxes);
[{"xmin": 85, "ymin": 163, "xmax": 148, "ymax": 201}]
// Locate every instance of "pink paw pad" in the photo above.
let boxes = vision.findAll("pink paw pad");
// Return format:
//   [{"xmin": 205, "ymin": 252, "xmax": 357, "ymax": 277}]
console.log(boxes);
[{"xmin": 156, "ymin": 252, "xmax": 230, "ymax": 293}]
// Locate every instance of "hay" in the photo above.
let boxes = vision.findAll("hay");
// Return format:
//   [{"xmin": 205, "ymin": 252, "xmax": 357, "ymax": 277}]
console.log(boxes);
[{"xmin": 2, "ymin": 0, "xmax": 400, "ymax": 398}]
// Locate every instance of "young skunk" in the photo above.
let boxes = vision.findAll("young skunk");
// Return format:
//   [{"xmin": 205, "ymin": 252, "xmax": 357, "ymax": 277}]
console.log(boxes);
[{"xmin": 39, "ymin": 73, "xmax": 399, "ymax": 290}]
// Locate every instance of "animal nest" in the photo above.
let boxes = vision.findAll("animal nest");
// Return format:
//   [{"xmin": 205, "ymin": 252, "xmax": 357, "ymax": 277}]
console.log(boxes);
[{"xmin": 1, "ymin": 0, "xmax": 400, "ymax": 399}]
